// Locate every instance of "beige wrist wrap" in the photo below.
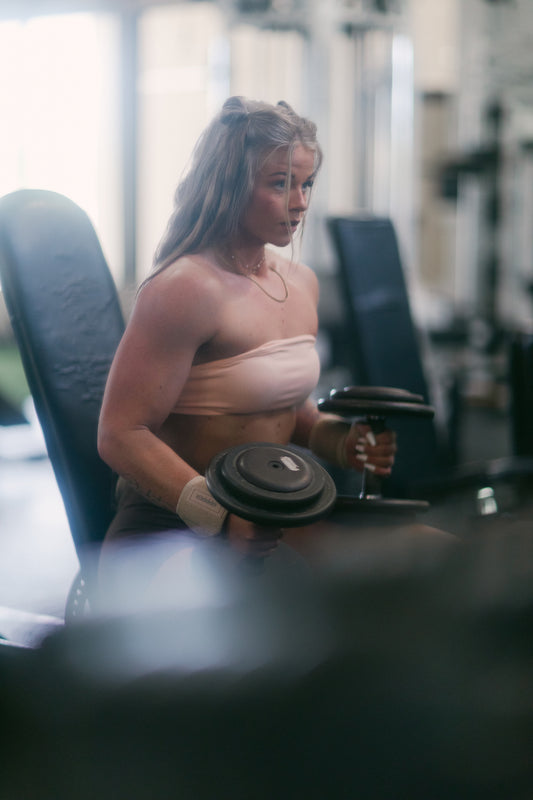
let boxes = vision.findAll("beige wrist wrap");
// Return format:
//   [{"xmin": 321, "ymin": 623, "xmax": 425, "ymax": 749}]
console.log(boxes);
[
  {"xmin": 176, "ymin": 476, "xmax": 228, "ymax": 537},
  {"xmin": 308, "ymin": 417, "xmax": 351, "ymax": 469}
]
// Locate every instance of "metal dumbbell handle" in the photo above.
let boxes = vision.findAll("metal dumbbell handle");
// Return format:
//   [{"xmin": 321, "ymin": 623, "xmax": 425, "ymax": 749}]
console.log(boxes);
[{"xmin": 318, "ymin": 386, "xmax": 435, "ymax": 513}]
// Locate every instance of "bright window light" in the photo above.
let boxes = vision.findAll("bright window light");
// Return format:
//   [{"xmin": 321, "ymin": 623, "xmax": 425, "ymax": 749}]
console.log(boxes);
[{"xmin": 0, "ymin": 13, "xmax": 123, "ymax": 281}]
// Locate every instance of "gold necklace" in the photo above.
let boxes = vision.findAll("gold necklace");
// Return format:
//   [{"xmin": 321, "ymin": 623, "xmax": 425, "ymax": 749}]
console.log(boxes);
[
  {"xmin": 218, "ymin": 247, "xmax": 265, "ymax": 275},
  {"xmin": 246, "ymin": 267, "xmax": 289, "ymax": 303},
  {"xmin": 214, "ymin": 247, "xmax": 288, "ymax": 302}
]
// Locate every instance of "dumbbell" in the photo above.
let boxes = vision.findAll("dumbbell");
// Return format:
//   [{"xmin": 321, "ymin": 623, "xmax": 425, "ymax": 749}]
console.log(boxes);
[
  {"xmin": 206, "ymin": 442, "xmax": 337, "ymax": 526},
  {"xmin": 318, "ymin": 386, "xmax": 435, "ymax": 513}
]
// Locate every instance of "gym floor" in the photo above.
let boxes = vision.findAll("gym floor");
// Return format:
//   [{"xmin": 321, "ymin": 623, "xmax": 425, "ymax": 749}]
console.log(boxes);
[{"xmin": 0, "ymin": 403, "xmax": 78, "ymax": 648}]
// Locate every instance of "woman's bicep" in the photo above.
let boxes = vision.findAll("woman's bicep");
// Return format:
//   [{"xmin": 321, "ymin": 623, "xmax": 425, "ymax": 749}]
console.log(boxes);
[
  {"xmin": 100, "ymin": 328, "xmax": 193, "ymax": 434},
  {"xmin": 100, "ymin": 278, "xmax": 216, "ymax": 434}
]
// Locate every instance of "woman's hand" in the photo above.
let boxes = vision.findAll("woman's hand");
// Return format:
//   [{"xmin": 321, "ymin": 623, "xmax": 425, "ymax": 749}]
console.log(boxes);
[
  {"xmin": 225, "ymin": 514, "xmax": 283, "ymax": 560},
  {"xmin": 344, "ymin": 423, "xmax": 397, "ymax": 477}
]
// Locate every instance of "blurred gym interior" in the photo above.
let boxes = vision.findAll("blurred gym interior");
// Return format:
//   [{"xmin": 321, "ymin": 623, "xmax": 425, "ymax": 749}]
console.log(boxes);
[{"xmin": 1, "ymin": 1, "xmax": 533, "ymax": 797}]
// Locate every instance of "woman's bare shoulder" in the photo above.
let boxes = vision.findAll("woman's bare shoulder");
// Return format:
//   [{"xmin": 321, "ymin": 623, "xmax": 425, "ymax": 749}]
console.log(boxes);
[
  {"xmin": 130, "ymin": 254, "xmax": 224, "ymax": 340},
  {"xmin": 271, "ymin": 251, "xmax": 319, "ymax": 296},
  {"xmin": 146, "ymin": 253, "xmax": 222, "ymax": 295}
]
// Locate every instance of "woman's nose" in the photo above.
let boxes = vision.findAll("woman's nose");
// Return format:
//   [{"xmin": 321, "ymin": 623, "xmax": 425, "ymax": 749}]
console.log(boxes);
[{"xmin": 290, "ymin": 186, "xmax": 308, "ymax": 211}]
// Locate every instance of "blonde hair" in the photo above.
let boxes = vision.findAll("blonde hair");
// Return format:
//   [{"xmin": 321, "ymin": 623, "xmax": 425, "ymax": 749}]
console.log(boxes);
[{"xmin": 149, "ymin": 96, "xmax": 322, "ymax": 278}]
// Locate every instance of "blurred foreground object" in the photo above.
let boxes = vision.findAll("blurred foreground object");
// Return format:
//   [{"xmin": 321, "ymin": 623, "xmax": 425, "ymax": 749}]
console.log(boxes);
[{"xmin": 1, "ymin": 527, "xmax": 533, "ymax": 800}]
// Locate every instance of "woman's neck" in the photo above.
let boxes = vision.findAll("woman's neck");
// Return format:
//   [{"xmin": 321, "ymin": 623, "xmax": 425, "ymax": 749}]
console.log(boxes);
[{"xmin": 216, "ymin": 242, "xmax": 267, "ymax": 276}]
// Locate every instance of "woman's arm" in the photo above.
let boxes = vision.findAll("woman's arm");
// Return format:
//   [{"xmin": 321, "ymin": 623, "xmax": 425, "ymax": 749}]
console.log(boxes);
[
  {"xmin": 98, "ymin": 262, "xmax": 220, "ymax": 512},
  {"xmin": 292, "ymin": 399, "xmax": 396, "ymax": 477},
  {"xmin": 289, "ymin": 265, "xmax": 395, "ymax": 475}
]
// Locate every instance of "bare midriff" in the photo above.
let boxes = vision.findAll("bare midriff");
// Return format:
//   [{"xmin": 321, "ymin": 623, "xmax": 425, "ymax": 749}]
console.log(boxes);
[{"xmin": 158, "ymin": 407, "xmax": 298, "ymax": 475}]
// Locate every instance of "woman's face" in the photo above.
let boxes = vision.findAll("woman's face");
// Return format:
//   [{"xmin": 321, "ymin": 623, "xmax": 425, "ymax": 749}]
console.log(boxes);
[{"xmin": 239, "ymin": 144, "xmax": 317, "ymax": 248}]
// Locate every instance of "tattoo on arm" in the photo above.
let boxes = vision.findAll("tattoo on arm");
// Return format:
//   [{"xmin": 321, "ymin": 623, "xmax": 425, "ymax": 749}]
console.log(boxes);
[{"xmin": 122, "ymin": 472, "xmax": 174, "ymax": 512}]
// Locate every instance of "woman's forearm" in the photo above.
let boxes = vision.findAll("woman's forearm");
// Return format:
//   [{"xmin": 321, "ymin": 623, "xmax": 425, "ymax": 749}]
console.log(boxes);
[{"xmin": 97, "ymin": 425, "xmax": 198, "ymax": 512}]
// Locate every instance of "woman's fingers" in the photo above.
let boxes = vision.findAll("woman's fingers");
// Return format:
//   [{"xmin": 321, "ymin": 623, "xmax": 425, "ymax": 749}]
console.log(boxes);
[{"xmin": 347, "ymin": 423, "xmax": 397, "ymax": 475}]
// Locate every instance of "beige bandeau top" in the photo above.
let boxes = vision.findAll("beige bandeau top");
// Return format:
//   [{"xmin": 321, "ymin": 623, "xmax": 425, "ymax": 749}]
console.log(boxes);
[{"xmin": 172, "ymin": 334, "xmax": 320, "ymax": 416}]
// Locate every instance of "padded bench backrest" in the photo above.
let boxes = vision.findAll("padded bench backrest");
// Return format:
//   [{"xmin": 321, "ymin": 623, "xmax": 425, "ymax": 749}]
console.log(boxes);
[
  {"xmin": 327, "ymin": 215, "xmax": 450, "ymax": 490},
  {"xmin": 0, "ymin": 190, "xmax": 125, "ymax": 558}
]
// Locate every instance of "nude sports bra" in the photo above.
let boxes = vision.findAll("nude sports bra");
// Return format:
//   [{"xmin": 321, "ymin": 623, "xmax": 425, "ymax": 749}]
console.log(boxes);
[{"xmin": 172, "ymin": 334, "xmax": 320, "ymax": 416}]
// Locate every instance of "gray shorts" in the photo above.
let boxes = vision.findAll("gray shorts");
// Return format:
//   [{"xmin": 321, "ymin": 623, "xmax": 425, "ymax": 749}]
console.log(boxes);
[{"xmin": 104, "ymin": 476, "xmax": 191, "ymax": 542}]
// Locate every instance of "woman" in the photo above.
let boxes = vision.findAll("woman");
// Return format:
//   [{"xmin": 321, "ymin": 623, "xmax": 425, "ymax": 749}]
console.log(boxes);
[{"xmin": 97, "ymin": 96, "xmax": 396, "ymax": 578}]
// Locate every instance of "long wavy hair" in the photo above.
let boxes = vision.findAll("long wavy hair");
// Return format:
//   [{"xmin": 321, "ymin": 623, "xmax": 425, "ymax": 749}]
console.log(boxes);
[{"xmin": 148, "ymin": 96, "xmax": 322, "ymax": 280}]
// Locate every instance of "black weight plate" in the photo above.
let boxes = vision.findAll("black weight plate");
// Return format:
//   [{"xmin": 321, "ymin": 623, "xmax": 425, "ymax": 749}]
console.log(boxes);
[
  {"xmin": 330, "ymin": 386, "xmax": 425, "ymax": 404},
  {"xmin": 318, "ymin": 396, "xmax": 435, "ymax": 419},
  {"xmin": 219, "ymin": 445, "xmax": 324, "ymax": 507},
  {"xmin": 206, "ymin": 443, "xmax": 337, "ymax": 526},
  {"xmin": 235, "ymin": 446, "xmax": 313, "ymax": 493}
]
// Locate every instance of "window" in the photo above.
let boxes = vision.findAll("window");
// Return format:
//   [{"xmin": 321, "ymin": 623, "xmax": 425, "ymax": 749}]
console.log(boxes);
[
  {"xmin": 136, "ymin": 3, "xmax": 228, "ymax": 278},
  {"xmin": 0, "ymin": 13, "xmax": 123, "ymax": 280}
]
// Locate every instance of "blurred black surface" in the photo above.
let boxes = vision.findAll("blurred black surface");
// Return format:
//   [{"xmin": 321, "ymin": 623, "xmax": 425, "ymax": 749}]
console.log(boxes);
[{"xmin": 1, "ymin": 526, "xmax": 533, "ymax": 800}]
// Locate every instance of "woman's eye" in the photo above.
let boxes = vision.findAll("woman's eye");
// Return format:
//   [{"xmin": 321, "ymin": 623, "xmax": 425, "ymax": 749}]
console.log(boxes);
[
  {"xmin": 274, "ymin": 180, "xmax": 286, "ymax": 190},
  {"xmin": 303, "ymin": 180, "xmax": 314, "ymax": 192}
]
